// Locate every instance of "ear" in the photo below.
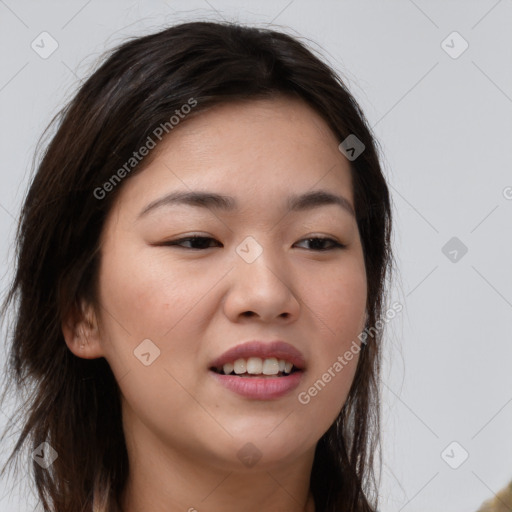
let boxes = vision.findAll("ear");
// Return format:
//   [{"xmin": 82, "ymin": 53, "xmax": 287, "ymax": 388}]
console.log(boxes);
[{"xmin": 62, "ymin": 299, "xmax": 104, "ymax": 359}]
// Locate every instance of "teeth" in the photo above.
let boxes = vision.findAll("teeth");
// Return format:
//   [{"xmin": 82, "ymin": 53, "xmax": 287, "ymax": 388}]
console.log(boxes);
[
  {"xmin": 262, "ymin": 357, "xmax": 279, "ymax": 375},
  {"xmin": 233, "ymin": 359, "xmax": 246, "ymax": 374},
  {"xmin": 222, "ymin": 362, "xmax": 234, "ymax": 375},
  {"xmin": 247, "ymin": 357, "xmax": 263, "ymax": 374},
  {"xmin": 221, "ymin": 357, "xmax": 295, "ymax": 375}
]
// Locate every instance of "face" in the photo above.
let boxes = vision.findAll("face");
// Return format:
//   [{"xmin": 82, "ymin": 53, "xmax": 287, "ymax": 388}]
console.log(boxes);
[{"xmin": 78, "ymin": 96, "xmax": 367, "ymax": 471}]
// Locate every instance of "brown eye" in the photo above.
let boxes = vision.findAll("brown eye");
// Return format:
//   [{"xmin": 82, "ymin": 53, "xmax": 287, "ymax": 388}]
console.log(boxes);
[
  {"xmin": 163, "ymin": 236, "xmax": 221, "ymax": 250},
  {"xmin": 294, "ymin": 237, "xmax": 345, "ymax": 251}
]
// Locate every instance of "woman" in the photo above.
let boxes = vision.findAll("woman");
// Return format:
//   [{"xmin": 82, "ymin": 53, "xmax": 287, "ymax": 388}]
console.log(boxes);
[{"xmin": 0, "ymin": 21, "xmax": 393, "ymax": 512}]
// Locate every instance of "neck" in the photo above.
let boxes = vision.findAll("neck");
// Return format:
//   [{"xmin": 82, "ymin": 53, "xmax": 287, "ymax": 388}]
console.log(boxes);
[
  {"xmin": 118, "ymin": 411, "xmax": 316, "ymax": 512},
  {"xmin": 120, "ymin": 477, "xmax": 316, "ymax": 512}
]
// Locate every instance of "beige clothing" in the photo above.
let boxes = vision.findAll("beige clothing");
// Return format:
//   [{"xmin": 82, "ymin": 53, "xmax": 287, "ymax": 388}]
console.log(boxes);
[{"xmin": 477, "ymin": 480, "xmax": 512, "ymax": 512}]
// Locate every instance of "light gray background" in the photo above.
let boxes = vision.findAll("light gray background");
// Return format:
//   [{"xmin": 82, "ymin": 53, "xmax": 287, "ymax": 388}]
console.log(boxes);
[{"xmin": 1, "ymin": 1, "xmax": 511, "ymax": 511}]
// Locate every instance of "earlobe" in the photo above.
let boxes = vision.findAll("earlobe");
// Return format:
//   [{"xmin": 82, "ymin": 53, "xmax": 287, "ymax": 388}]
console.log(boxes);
[{"xmin": 62, "ymin": 300, "xmax": 104, "ymax": 359}]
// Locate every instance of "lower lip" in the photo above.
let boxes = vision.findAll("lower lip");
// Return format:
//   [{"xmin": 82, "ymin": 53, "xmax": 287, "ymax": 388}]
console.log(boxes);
[{"xmin": 210, "ymin": 371, "xmax": 303, "ymax": 400}]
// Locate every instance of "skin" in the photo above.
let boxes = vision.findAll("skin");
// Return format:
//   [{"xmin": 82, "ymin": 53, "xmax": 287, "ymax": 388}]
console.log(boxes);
[{"xmin": 63, "ymin": 96, "xmax": 368, "ymax": 512}]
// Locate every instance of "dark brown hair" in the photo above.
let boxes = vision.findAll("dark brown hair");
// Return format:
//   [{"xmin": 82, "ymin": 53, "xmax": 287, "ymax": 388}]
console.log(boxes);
[{"xmin": 0, "ymin": 20, "xmax": 393, "ymax": 512}]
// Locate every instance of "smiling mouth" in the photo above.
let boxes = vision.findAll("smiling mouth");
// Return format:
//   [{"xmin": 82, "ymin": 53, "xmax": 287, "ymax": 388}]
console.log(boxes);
[{"xmin": 210, "ymin": 356, "xmax": 300, "ymax": 377}]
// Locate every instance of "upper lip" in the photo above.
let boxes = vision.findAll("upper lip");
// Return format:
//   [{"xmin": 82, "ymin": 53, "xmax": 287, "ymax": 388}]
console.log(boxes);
[{"xmin": 209, "ymin": 340, "xmax": 306, "ymax": 371}]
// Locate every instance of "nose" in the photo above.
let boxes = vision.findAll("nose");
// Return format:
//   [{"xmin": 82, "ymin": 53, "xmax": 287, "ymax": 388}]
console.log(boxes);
[{"xmin": 222, "ymin": 245, "xmax": 301, "ymax": 324}]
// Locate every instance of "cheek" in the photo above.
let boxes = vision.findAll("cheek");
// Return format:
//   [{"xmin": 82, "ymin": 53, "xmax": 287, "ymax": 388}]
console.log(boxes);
[
  {"xmin": 298, "ymin": 260, "xmax": 366, "ymax": 415},
  {"xmin": 306, "ymin": 260, "xmax": 367, "ymax": 345},
  {"xmin": 95, "ymin": 250, "xmax": 213, "ymax": 428},
  {"xmin": 98, "ymin": 246, "xmax": 215, "ymax": 340},
  {"xmin": 95, "ymin": 241, "xmax": 229, "ymax": 396}
]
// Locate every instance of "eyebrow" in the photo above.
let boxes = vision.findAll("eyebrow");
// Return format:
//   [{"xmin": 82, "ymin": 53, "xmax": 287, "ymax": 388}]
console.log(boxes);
[{"xmin": 138, "ymin": 189, "xmax": 355, "ymax": 218}]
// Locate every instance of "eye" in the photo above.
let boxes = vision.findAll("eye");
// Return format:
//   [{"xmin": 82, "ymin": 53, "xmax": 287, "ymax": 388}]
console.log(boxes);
[
  {"xmin": 162, "ymin": 236, "xmax": 221, "ymax": 250},
  {"xmin": 294, "ymin": 236, "xmax": 345, "ymax": 251}
]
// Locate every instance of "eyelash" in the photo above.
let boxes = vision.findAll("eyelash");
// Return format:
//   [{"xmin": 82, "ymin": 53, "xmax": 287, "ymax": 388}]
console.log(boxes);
[{"xmin": 162, "ymin": 235, "xmax": 345, "ymax": 252}]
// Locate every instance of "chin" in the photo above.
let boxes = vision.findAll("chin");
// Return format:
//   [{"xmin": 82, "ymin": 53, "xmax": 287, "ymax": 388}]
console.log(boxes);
[{"xmin": 217, "ymin": 431, "xmax": 310, "ymax": 469}]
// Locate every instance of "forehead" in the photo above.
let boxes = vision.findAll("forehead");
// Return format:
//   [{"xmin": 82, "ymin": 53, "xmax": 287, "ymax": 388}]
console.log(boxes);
[
  {"xmin": 110, "ymin": 96, "xmax": 354, "ymax": 221},
  {"xmin": 165, "ymin": 96, "xmax": 344, "ymax": 164}
]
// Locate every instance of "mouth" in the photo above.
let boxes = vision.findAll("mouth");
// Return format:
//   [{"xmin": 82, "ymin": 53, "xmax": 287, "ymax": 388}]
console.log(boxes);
[
  {"xmin": 208, "ymin": 340, "xmax": 306, "ymax": 400},
  {"xmin": 210, "ymin": 356, "xmax": 301, "ymax": 377}
]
